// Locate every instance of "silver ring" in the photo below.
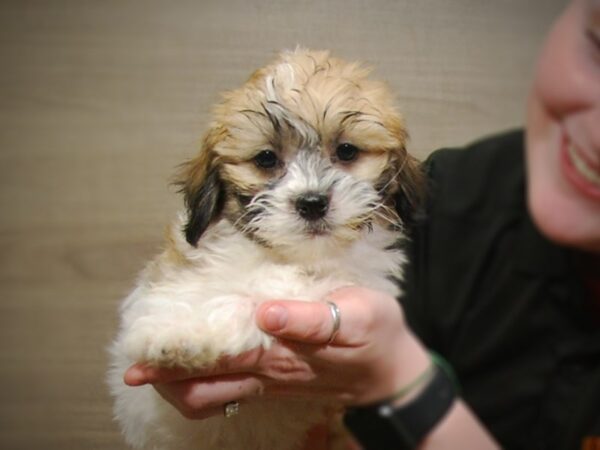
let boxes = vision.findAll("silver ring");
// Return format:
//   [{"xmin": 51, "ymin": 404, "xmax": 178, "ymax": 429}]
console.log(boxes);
[
  {"xmin": 224, "ymin": 401, "xmax": 240, "ymax": 418},
  {"xmin": 325, "ymin": 301, "xmax": 341, "ymax": 344}
]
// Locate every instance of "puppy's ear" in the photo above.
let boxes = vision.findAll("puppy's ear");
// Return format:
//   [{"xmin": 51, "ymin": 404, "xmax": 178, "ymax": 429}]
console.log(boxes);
[
  {"xmin": 394, "ymin": 152, "xmax": 426, "ymax": 228},
  {"xmin": 383, "ymin": 118, "xmax": 426, "ymax": 228},
  {"xmin": 175, "ymin": 127, "xmax": 227, "ymax": 246}
]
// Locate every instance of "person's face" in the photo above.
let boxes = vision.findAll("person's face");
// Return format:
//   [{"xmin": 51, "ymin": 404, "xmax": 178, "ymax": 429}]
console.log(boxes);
[{"xmin": 526, "ymin": 0, "xmax": 600, "ymax": 253}]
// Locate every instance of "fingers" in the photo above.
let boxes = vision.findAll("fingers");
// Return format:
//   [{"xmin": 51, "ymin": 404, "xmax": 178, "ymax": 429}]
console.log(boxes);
[
  {"xmin": 124, "ymin": 363, "xmax": 191, "ymax": 386},
  {"xmin": 153, "ymin": 374, "xmax": 265, "ymax": 420},
  {"xmin": 124, "ymin": 347, "xmax": 266, "ymax": 386},
  {"xmin": 256, "ymin": 286, "xmax": 383, "ymax": 346},
  {"xmin": 257, "ymin": 300, "xmax": 341, "ymax": 345}
]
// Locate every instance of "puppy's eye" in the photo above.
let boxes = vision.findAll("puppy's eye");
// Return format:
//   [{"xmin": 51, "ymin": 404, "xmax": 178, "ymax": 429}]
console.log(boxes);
[
  {"xmin": 336, "ymin": 143, "xmax": 360, "ymax": 162},
  {"xmin": 254, "ymin": 150, "xmax": 278, "ymax": 169}
]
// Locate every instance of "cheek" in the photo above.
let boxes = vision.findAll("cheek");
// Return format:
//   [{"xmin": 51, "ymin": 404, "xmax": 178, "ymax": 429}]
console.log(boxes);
[
  {"xmin": 526, "ymin": 98, "xmax": 600, "ymax": 252},
  {"xmin": 528, "ymin": 176, "xmax": 600, "ymax": 252},
  {"xmin": 346, "ymin": 154, "xmax": 389, "ymax": 183},
  {"xmin": 221, "ymin": 164, "xmax": 271, "ymax": 194},
  {"xmin": 531, "ymin": 5, "xmax": 597, "ymax": 120}
]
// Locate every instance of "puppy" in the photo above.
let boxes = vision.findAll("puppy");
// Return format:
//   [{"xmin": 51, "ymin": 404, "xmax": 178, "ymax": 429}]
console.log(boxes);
[{"xmin": 108, "ymin": 48, "xmax": 423, "ymax": 450}]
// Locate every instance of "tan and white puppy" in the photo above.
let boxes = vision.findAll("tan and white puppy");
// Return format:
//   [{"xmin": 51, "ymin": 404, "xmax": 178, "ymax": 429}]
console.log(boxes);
[{"xmin": 108, "ymin": 49, "xmax": 423, "ymax": 450}]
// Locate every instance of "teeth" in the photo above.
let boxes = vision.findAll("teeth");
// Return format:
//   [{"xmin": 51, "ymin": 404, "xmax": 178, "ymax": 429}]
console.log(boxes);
[{"xmin": 568, "ymin": 144, "xmax": 600, "ymax": 186}]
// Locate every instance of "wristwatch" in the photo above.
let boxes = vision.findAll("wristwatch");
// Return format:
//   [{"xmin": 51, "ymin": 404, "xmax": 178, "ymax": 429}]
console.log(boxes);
[{"xmin": 344, "ymin": 359, "xmax": 457, "ymax": 450}]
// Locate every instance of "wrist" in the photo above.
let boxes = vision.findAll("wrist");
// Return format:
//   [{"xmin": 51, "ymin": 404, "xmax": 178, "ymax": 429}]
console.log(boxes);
[
  {"xmin": 345, "ymin": 349, "xmax": 459, "ymax": 450},
  {"xmin": 383, "ymin": 329, "xmax": 431, "ymax": 405},
  {"xmin": 388, "ymin": 359, "xmax": 435, "ymax": 408}
]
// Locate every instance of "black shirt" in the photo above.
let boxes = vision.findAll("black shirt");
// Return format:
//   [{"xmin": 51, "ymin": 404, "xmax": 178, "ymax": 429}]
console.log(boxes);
[{"xmin": 402, "ymin": 130, "xmax": 600, "ymax": 450}]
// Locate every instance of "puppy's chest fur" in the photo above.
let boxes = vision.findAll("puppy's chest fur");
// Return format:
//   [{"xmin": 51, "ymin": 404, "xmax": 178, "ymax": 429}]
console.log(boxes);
[
  {"xmin": 118, "ymin": 216, "xmax": 404, "ymax": 374},
  {"xmin": 161, "ymin": 217, "xmax": 403, "ymax": 303}
]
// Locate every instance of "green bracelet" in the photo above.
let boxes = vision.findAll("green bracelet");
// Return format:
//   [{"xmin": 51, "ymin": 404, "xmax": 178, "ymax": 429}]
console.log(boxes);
[
  {"xmin": 429, "ymin": 350, "xmax": 460, "ymax": 394},
  {"xmin": 388, "ymin": 351, "xmax": 460, "ymax": 404},
  {"xmin": 389, "ymin": 359, "xmax": 435, "ymax": 403}
]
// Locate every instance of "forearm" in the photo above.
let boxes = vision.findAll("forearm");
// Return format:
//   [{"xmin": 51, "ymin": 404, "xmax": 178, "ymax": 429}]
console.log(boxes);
[
  {"xmin": 399, "ymin": 334, "xmax": 499, "ymax": 449},
  {"xmin": 419, "ymin": 400, "xmax": 499, "ymax": 450},
  {"xmin": 346, "ymin": 329, "xmax": 500, "ymax": 450}
]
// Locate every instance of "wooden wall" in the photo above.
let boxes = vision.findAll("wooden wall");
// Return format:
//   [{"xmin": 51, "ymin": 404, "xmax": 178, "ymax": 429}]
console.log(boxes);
[{"xmin": 0, "ymin": 0, "xmax": 565, "ymax": 448}]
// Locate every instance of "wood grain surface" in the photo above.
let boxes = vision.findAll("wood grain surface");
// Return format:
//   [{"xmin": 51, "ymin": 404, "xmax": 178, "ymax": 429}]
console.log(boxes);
[{"xmin": 0, "ymin": 1, "xmax": 565, "ymax": 448}]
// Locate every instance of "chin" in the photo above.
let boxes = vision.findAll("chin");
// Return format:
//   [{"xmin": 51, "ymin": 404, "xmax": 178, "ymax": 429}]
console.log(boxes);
[
  {"xmin": 526, "ymin": 131, "xmax": 600, "ymax": 253},
  {"xmin": 528, "ymin": 190, "xmax": 600, "ymax": 253},
  {"xmin": 107, "ymin": 48, "xmax": 424, "ymax": 450}
]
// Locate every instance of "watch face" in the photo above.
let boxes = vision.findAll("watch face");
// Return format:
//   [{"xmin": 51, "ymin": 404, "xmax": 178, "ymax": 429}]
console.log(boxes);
[{"xmin": 379, "ymin": 404, "xmax": 395, "ymax": 417}]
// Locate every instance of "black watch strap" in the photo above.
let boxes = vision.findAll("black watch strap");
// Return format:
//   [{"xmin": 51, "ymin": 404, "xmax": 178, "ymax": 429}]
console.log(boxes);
[{"xmin": 344, "ymin": 362, "xmax": 457, "ymax": 450}]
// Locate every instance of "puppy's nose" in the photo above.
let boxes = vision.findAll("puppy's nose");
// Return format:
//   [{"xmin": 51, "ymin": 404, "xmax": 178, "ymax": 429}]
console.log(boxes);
[{"xmin": 295, "ymin": 193, "xmax": 329, "ymax": 221}]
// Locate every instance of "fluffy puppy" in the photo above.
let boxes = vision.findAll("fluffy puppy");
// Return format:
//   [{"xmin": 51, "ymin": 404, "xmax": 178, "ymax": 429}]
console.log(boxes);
[{"xmin": 108, "ymin": 48, "xmax": 423, "ymax": 450}]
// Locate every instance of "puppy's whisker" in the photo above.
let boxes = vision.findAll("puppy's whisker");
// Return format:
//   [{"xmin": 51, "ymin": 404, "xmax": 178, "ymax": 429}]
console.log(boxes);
[
  {"xmin": 372, "ymin": 209, "xmax": 399, "ymax": 227},
  {"xmin": 233, "ymin": 193, "xmax": 281, "ymax": 236},
  {"xmin": 247, "ymin": 196, "xmax": 274, "ymax": 212},
  {"xmin": 366, "ymin": 200, "xmax": 403, "ymax": 230},
  {"xmin": 232, "ymin": 209, "xmax": 256, "ymax": 231},
  {"xmin": 378, "ymin": 156, "xmax": 408, "ymax": 194}
]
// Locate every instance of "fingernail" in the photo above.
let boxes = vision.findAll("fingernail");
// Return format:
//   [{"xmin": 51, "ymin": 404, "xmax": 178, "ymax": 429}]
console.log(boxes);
[{"xmin": 262, "ymin": 305, "xmax": 287, "ymax": 332}]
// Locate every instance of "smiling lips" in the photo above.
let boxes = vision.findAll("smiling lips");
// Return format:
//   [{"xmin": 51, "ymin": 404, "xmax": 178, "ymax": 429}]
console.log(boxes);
[{"xmin": 561, "ymin": 133, "xmax": 600, "ymax": 201}]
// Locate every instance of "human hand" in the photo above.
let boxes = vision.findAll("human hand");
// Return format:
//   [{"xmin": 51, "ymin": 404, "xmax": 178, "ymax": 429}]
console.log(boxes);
[{"xmin": 124, "ymin": 286, "xmax": 430, "ymax": 420}]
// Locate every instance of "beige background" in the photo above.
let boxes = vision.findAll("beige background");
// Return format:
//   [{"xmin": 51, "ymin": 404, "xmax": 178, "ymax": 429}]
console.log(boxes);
[{"xmin": 0, "ymin": 0, "xmax": 565, "ymax": 449}]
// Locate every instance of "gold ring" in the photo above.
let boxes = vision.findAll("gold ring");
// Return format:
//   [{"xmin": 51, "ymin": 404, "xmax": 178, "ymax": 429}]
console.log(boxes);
[{"xmin": 224, "ymin": 401, "xmax": 240, "ymax": 418}]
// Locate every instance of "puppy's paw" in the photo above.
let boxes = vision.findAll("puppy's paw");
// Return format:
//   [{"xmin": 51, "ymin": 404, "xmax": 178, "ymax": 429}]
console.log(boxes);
[
  {"xmin": 123, "ymin": 317, "xmax": 220, "ymax": 369},
  {"xmin": 121, "ymin": 296, "xmax": 273, "ymax": 369}
]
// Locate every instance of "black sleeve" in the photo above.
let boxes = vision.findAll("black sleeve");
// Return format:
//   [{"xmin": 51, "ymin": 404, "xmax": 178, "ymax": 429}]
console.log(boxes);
[
  {"xmin": 399, "ymin": 129, "xmax": 557, "ymax": 448},
  {"xmin": 400, "ymin": 129, "xmax": 526, "ymax": 352}
]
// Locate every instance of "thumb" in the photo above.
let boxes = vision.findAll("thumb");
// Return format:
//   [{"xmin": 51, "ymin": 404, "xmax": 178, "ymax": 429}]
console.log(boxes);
[{"xmin": 256, "ymin": 300, "xmax": 340, "ymax": 345}]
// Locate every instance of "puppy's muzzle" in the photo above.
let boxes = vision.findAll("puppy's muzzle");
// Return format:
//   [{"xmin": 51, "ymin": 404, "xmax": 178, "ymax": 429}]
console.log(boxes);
[{"xmin": 295, "ymin": 192, "xmax": 329, "ymax": 221}]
